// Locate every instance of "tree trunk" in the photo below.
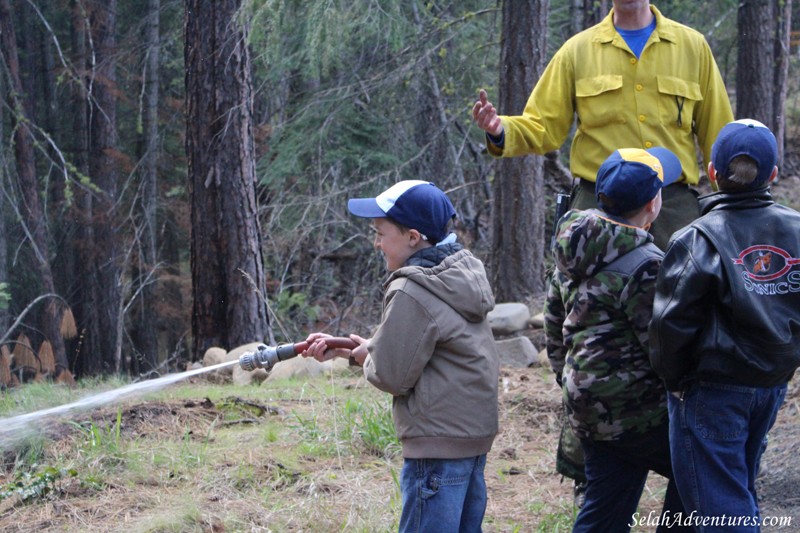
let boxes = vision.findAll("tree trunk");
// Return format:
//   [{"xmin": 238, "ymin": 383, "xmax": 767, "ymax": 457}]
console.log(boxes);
[
  {"xmin": 491, "ymin": 0, "xmax": 549, "ymax": 301},
  {"xmin": 86, "ymin": 0, "xmax": 122, "ymax": 374},
  {"xmin": 132, "ymin": 0, "xmax": 161, "ymax": 375},
  {"xmin": 736, "ymin": 1, "xmax": 776, "ymax": 126},
  {"xmin": 773, "ymin": 0, "xmax": 792, "ymax": 168},
  {"xmin": 0, "ymin": 0, "xmax": 68, "ymax": 374},
  {"xmin": 67, "ymin": 0, "xmax": 94, "ymax": 377},
  {"xmin": 0, "ymin": 71, "xmax": 7, "ymax": 335},
  {"xmin": 571, "ymin": 0, "xmax": 609, "ymax": 34},
  {"xmin": 186, "ymin": 0, "xmax": 270, "ymax": 358}
]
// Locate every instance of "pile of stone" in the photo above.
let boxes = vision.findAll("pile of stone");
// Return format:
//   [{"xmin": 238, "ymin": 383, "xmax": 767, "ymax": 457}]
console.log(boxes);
[{"xmin": 487, "ymin": 303, "xmax": 547, "ymax": 368}]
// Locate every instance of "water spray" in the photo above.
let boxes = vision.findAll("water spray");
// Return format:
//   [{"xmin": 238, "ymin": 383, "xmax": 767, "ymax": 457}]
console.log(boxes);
[
  {"xmin": 239, "ymin": 337, "xmax": 357, "ymax": 371},
  {"xmin": 0, "ymin": 338, "xmax": 357, "ymax": 450},
  {"xmin": 0, "ymin": 360, "xmax": 238, "ymax": 450}
]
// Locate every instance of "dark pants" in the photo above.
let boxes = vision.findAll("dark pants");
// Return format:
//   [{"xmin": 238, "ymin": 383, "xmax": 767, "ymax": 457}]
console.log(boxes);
[
  {"xmin": 669, "ymin": 382, "xmax": 787, "ymax": 532},
  {"xmin": 570, "ymin": 179, "xmax": 700, "ymax": 251},
  {"xmin": 573, "ymin": 423, "xmax": 692, "ymax": 533}
]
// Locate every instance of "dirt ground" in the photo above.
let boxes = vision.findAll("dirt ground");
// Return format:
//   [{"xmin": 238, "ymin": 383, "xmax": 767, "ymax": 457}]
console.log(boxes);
[
  {"xmin": 2, "ymin": 363, "xmax": 796, "ymax": 532},
  {"xmin": 496, "ymin": 364, "xmax": 800, "ymax": 532},
  {"xmin": 0, "ymin": 367, "xmax": 800, "ymax": 532}
]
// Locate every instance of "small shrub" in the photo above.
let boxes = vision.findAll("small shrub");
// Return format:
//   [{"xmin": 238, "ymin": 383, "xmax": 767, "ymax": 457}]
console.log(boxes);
[{"xmin": 0, "ymin": 465, "xmax": 77, "ymax": 503}]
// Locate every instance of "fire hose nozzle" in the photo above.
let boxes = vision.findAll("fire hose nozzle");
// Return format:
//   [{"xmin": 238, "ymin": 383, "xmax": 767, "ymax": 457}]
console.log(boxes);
[
  {"xmin": 238, "ymin": 343, "xmax": 292, "ymax": 371},
  {"xmin": 238, "ymin": 337, "xmax": 359, "ymax": 372}
]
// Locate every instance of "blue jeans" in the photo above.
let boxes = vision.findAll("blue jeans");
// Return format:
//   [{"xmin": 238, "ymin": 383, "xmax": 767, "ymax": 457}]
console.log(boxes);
[
  {"xmin": 573, "ymin": 423, "xmax": 692, "ymax": 533},
  {"xmin": 399, "ymin": 455, "xmax": 487, "ymax": 533},
  {"xmin": 669, "ymin": 381, "xmax": 787, "ymax": 533}
]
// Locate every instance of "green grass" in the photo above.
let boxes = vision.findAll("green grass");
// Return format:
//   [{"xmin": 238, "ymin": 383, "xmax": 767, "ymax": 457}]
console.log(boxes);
[{"xmin": 0, "ymin": 368, "xmax": 574, "ymax": 532}]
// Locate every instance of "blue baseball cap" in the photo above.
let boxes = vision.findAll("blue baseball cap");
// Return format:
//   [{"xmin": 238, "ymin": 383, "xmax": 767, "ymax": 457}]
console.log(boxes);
[
  {"xmin": 347, "ymin": 180, "xmax": 456, "ymax": 242},
  {"xmin": 712, "ymin": 119, "xmax": 778, "ymax": 189},
  {"xmin": 595, "ymin": 147, "xmax": 682, "ymax": 215}
]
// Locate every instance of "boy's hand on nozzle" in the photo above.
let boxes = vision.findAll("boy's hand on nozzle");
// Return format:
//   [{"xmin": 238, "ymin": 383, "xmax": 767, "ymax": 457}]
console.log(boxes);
[
  {"xmin": 348, "ymin": 334, "xmax": 370, "ymax": 366},
  {"xmin": 300, "ymin": 332, "xmax": 352, "ymax": 362},
  {"xmin": 472, "ymin": 89, "xmax": 504, "ymax": 137}
]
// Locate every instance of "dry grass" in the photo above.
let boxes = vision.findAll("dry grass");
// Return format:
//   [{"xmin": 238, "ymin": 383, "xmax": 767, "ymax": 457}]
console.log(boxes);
[{"xmin": 0, "ymin": 366, "xmax": 797, "ymax": 532}]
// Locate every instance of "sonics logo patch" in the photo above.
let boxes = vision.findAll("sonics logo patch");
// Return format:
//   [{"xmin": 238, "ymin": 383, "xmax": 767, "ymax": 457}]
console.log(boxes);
[{"xmin": 732, "ymin": 244, "xmax": 800, "ymax": 294}]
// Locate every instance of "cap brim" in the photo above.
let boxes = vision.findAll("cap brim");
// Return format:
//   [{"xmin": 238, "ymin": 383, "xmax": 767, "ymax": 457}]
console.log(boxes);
[
  {"xmin": 646, "ymin": 147, "xmax": 682, "ymax": 186},
  {"xmin": 347, "ymin": 198, "xmax": 387, "ymax": 218}
]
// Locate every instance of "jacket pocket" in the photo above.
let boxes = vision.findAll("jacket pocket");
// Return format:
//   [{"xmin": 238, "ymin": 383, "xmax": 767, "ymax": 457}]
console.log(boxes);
[
  {"xmin": 575, "ymin": 75, "xmax": 624, "ymax": 128},
  {"xmin": 657, "ymin": 76, "xmax": 702, "ymax": 132}
]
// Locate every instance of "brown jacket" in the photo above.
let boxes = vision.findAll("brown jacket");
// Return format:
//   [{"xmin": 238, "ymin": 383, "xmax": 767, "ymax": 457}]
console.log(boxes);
[{"xmin": 364, "ymin": 248, "xmax": 499, "ymax": 459}]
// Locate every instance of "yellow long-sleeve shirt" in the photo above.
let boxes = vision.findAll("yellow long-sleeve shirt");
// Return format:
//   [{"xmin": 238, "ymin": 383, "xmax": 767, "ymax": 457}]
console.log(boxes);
[{"xmin": 489, "ymin": 6, "xmax": 733, "ymax": 186}]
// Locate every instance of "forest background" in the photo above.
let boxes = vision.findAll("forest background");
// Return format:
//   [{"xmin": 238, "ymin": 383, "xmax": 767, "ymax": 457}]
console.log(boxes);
[{"xmin": 0, "ymin": 0, "xmax": 798, "ymax": 384}]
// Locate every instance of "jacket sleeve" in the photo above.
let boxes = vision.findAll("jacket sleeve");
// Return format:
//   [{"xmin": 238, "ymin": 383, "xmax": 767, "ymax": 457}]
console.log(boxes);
[
  {"xmin": 363, "ymin": 286, "xmax": 438, "ymax": 396},
  {"xmin": 648, "ymin": 231, "xmax": 715, "ymax": 390},
  {"xmin": 489, "ymin": 46, "xmax": 575, "ymax": 158},
  {"xmin": 543, "ymin": 271, "xmax": 567, "ymax": 382}
]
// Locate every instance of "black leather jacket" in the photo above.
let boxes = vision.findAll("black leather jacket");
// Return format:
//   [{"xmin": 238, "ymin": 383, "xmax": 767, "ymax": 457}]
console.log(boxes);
[{"xmin": 649, "ymin": 188, "xmax": 800, "ymax": 391}]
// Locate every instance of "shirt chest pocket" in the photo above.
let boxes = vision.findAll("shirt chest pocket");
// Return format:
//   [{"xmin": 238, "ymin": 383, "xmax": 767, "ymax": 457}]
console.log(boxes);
[
  {"xmin": 575, "ymin": 75, "xmax": 624, "ymax": 128},
  {"xmin": 657, "ymin": 76, "xmax": 702, "ymax": 132}
]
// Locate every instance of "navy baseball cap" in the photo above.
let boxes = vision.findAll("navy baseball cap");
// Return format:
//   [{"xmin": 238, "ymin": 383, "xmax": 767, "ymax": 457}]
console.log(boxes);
[
  {"xmin": 596, "ymin": 147, "xmax": 682, "ymax": 216},
  {"xmin": 712, "ymin": 119, "xmax": 778, "ymax": 189},
  {"xmin": 347, "ymin": 180, "xmax": 456, "ymax": 242}
]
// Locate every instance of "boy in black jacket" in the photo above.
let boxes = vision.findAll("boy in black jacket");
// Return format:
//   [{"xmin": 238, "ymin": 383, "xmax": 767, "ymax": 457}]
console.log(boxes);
[{"xmin": 649, "ymin": 120, "xmax": 800, "ymax": 532}]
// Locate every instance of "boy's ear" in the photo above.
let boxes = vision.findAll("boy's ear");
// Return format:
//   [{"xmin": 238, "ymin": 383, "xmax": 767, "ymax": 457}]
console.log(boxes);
[
  {"xmin": 768, "ymin": 165, "xmax": 778, "ymax": 183},
  {"xmin": 707, "ymin": 162, "xmax": 717, "ymax": 185},
  {"xmin": 407, "ymin": 228, "xmax": 424, "ymax": 245},
  {"xmin": 645, "ymin": 195, "xmax": 659, "ymax": 217}
]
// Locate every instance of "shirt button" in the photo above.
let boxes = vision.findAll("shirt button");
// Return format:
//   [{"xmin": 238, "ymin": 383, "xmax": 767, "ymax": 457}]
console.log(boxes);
[
  {"xmin": 630, "ymin": 58, "xmax": 637, "ymax": 65},
  {"xmin": 639, "ymin": 115, "xmax": 646, "ymax": 122},
  {"xmin": 644, "ymin": 141, "xmax": 653, "ymax": 148},
  {"xmin": 636, "ymin": 84, "xmax": 643, "ymax": 91}
]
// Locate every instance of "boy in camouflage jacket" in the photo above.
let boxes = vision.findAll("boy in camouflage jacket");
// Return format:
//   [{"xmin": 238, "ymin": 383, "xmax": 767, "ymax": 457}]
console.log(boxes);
[{"xmin": 544, "ymin": 148, "xmax": 691, "ymax": 532}]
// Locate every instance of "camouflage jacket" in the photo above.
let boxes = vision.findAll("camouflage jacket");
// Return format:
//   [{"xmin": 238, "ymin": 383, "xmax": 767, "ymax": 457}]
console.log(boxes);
[{"xmin": 544, "ymin": 209, "xmax": 668, "ymax": 441}]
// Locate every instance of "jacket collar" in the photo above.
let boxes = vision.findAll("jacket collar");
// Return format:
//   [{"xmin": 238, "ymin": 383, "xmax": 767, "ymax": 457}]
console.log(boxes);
[
  {"xmin": 698, "ymin": 187, "xmax": 775, "ymax": 215},
  {"xmin": 594, "ymin": 5, "xmax": 677, "ymax": 47}
]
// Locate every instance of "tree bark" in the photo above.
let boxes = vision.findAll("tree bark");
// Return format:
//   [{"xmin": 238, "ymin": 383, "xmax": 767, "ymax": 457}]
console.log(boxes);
[
  {"xmin": 0, "ymin": 64, "xmax": 7, "ymax": 335},
  {"xmin": 67, "ymin": 0, "xmax": 95, "ymax": 377},
  {"xmin": 736, "ymin": 1, "xmax": 776, "ymax": 125},
  {"xmin": 491, "ymin": 0, "xmax": 549, "ymax": 301},
  {"xmin": 0, "ymin": 0, "xmax": 68, "ymax": 374},
  {"xmin": 773, "ymin": 0, "xmax": 792, "ymax": 167},
  {"xmin": 132, "ymin": 0, "xmax": 161, "ymax": 375},
  {"xmin": 86, "ymin": 0, "xmax": 122, "ymax": 374},
  {"xmin": 186, "ymin": 0, "xmax": 270, "ymax": 358}
]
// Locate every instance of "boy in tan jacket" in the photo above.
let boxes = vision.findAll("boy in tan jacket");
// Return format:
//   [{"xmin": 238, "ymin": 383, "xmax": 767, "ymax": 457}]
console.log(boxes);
[{"xmin": 303, "ymin": 180, "xmax": 499, "ymax": 533}]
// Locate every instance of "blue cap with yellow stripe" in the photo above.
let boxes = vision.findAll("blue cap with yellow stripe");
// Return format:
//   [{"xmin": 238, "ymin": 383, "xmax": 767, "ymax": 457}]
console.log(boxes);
[{"xmin": 595, "ymin": 147, "xmax": 682, "ymax": 216}]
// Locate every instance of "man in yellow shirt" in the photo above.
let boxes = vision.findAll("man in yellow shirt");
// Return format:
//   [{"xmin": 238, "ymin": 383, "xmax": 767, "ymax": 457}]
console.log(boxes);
[
  {"xmin": 473, "ymin": 0, "xmax": 734, "ymax": 511},
  {"xmin": 473, "ymin": 0, "xmax": 733, "ymax": 250}
]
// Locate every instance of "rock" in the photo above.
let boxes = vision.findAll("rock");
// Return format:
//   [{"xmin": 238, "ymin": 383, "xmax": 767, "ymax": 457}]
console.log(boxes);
[
  {"xmin": 232, "ymin": 364, "xmax": 268, "ymax": 386},
  {"xmin": 226, "ymin": 342, "xmax": 267, "ymax": 364},
  {"xmin": 203, "ymin": 347, "xmax": 228, "ymax": 367},
  {"xmin": 529, "ymin": 312, "xmax": 545, "ymax": 328},
  {"xmin": 537, "ymin": 347, "xmax": 548, "ymax": 367},
  {"xmin": 488, "ymin": 303, "xmax": 531, "ymax": 335},
  {"xmin": 265, "ymin": 356, "xmax": 324, "ymax": 382},
  {"xmin": 203, "ymin": 342, "xmax": 266, "ymax": 384},
  {"xmin": 495, "ymin": 336, "xmax": 539, "ymax": 367},
  {"xmin": 320, "ymin": 357, "xmax": 356, "ymax": 374},
  {"xmin": 202, "ymin": 346, "xmax": 231, "ymax": 383}
]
